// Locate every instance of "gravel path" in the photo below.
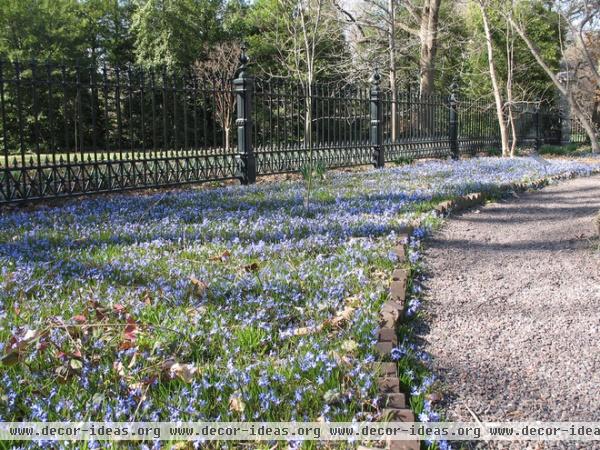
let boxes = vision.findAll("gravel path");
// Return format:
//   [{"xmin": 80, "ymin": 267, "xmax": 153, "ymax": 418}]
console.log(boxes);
[{"xmin": 420, "ymin": 175, "xmax": 600, "ymax": 449}]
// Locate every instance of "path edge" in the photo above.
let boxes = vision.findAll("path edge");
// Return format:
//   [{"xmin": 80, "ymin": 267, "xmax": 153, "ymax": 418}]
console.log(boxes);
[{"xmin": 368, "ymin": 169, "xmax": 599, "ymax": 450}]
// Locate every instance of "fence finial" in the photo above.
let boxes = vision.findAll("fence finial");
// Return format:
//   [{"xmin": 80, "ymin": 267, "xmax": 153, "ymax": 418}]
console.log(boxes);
[
  {"xmin": 370, "ymin": 67, "xmax": 381, "ymax": 86},
  {"xmin": 449, "ymin": 80, "xmax": 459, "ymax": 104},
  {"xmin": 238, "ymin": 42, "xmax": 250, "ymax": 77}
]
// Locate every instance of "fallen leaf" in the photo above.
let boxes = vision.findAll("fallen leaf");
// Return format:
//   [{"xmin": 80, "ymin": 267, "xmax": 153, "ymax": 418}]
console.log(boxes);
[
  {"xmin": 185, "ymin": 306, "xmax": 207, "ymax": 318},
  {"xmin": 228, "ymin": 392, "xmax": 246, "ymax": 413},
  {"xmin": 341, "ymin": 339, "xmax": 358, "ymax": 353},
  {"xmin": 171, "ymin": 444, "xmax": 190, "ymax": 450},
  {"xmin": 55, "ymin": 366, "xmax": 70, "ymax": 383},
  {"xmin": 210, "ymin": 250, "xmax": 231, "ymax": 262},
  {"xmin": 36, "ymin": 341, "xmax": 49, "ymax": 352},
  {"xmin": 123, "ymin": 317, "xmax": 138, "ymax": 342},
  {"xmin": 169, "ymin": 363, "xmax": 196, "ymax": 383},
  {"xmin": 324, "ymin": 389, "xmax": 342, "ymax": 403},
  {"xmin": 5, "ymin": 327, "xmax": 40, "ymax": 356},
  {"xmin": 1, "ymin": 352, "xmax": 19, "ymax": 367},
  {"xmin": 113, "ymin": 361, "xmax": 126, "ymax": 378},
  {"xmin": 89, "ymin": 300, "xmax": 108, "ymax": 320},
  {"xmin": 330, "ymin": 306, "xmax": 355, "ymax": 327},
  {"xmin": 427, "ymin": 392, "xmax": 443, "ymax": 404},
  {"xmin": 119, "ymin": 341, "xmax": 134, "ymax": 351},
  {"xmin": 72, "ymin": 315, "xmax": 87, "ymax": 324},
  {"xmin": 189, "ymin": 276, "xmax": 208, "ymax": 297},
  {"xmin": 91, "ymin": 393, "xmax": 105, "ymax": 406},
  {"xmin": 129, "ymin": 382, "xmax": 144, "ymax": 391},
  {"xmin": 21, "ymin": 328, "xmax": 39, "ymax": 343},
  {"xmin": 244, "ymin": 262, "xmax": 259, "ymax": 272},
  {"xmin": 293, "ymin": 327, "xmax": 311, "ymax": 336},
  {"xmin": 69, "ymin": 359, "xmax": 83, "ymax": 370},
  {"xmin": 113, "ymin": 304, "xmax": 126, "ymax": 313},
  {"xmin": 128, "ymin": 352, "xmax": 138, "ymax": 369},
  {"xmin": 293, "ymin": 325, "xmax": 322, "ymax": 336}
]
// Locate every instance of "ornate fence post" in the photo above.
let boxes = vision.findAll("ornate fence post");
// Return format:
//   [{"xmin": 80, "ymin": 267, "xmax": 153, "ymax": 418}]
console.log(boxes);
[
  {"xmin": 370, "ymin": 68, "xmax": 384, "ymax": 168},
  {"xmin": 234, "ymin": 44, "xmax": 255, "ymax": 184},
  {"xmin": 449, "ymin": 81, "xmax": 459, "ymax": 160},
  {"xmin": 558, "ymin": 109, "xmax": 568, "ymax": 146},
  {"xmin": 534, "ymin": 107, "xmax": 542, "ymax": 152}
]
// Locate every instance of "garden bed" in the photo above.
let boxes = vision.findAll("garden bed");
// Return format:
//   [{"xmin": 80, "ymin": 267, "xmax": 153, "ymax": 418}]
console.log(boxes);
[{"xmin": 1, "ymin": 157, "xmax": 599, "ymax": 449}]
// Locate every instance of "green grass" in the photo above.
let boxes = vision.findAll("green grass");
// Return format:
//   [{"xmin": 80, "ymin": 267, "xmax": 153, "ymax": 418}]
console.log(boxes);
[{"xmin": 539, "ymin": 143, "xmax": 591, "ymax": 156}]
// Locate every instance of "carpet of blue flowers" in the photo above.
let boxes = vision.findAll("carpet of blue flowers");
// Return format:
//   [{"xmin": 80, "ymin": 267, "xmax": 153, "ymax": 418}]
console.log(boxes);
[{"xmin": 0, "ymin": 157, "xmax": 598, "ymax": 449}]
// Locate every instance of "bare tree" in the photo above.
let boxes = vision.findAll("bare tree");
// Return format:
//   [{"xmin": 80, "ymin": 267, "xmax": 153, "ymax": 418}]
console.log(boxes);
[
  {"xmin": 270, "ymin": 0, "xmax": 336, "ymax": 208},
  {"xmin": 561, "ymin": 0, "xmax": 600, "ymax": 85},
  {"xmin": 332, "ymin": 0, "xmax": 400, "ymax": 140},
  {"xmin": 556, "ymin": 1, "xmax": 600, "ymax": 132},
  {"xmin": 478, "ymin": 1, "xmax": 510, "ymax": 156},
  {"xmin": 508, "ymin": 11, "xmax": 599, "ymax": 153},
  {"xmin": 194, "ymin": 42, "xmax": 241, "ymax": 150},
  {"xmin": 419, "ymin": 0, "xmax": 442, "ymax": 97},
  {"xmin": 505, "ymin": 1, "xmax": 518, "ymax": 157},
  {"xmin": 388, "ymin": 0, "xmax": 398, "ymax": 140},
  {"xmin": 334, "ymin": 0, "xmax": 443, "ymax": 140}
]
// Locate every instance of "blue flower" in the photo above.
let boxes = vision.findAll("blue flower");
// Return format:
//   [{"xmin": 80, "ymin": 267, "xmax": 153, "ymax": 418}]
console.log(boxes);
[
  {"xmin": 406, "ymin": 298, "xmax": 421, "ymax": 317},
  {"xmin": 390, "ymin": 347, "xmax": 405, "ymax": 361},
  {"xmin": 438, "ymin": 440, "xmax": 451, "ymax": 450}
]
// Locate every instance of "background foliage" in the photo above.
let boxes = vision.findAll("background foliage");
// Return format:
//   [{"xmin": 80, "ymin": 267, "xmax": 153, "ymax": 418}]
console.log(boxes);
[{"xmin": 0, "ymin": 0, "xmax": 564, "ymax": 94}]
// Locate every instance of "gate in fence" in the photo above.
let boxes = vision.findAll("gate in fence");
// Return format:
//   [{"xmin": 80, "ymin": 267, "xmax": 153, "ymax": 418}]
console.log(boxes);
[{"xmin": 0, "ymin": 48, "xmax": 579, "ymax": 204}]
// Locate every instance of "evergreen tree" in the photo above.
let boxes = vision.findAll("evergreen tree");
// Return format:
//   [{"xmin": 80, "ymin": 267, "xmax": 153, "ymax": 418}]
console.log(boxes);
[
  {"xmin": 131, "ymin": 0, "xmax": 222, "ymax": 70},
  {"xmin": 0, "ymin": 0, "xmax": 84, "ymax": 61}
]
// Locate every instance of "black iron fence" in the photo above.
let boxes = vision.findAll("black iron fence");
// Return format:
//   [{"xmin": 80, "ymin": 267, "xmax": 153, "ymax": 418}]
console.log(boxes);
[
  {"xmin": 0, "ymin": 54, "xmax": 586, "ymax": 204},
  {"xmin": 251, "ymin": 79, "xmax": 373, "ymax": 175}
]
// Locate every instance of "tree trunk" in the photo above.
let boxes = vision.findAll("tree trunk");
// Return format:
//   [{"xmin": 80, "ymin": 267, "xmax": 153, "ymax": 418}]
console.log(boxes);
[
  {"xmin": 389, "ymin": 0, "xmax": 397, "ymax": 142},
  {"xmin": 304, "ymin": 84, "xmax": 314, "ymax": 209},
  {"xmin": 568, "ymin": 91, "xmax": 600, "ymax": 153},
  {"xmin": 508, "ymin": 106, "xmax": 517, "ymax": 157},
  {"xmin": 506, "ymin": 9, "xmax": 517, "ymax": 157},
  {"xmin": 390, "ymin": 70, "xmax": 398, "ymax": 142},
  {"xmin": 480, "ymin": 3, "xmax": 510, "ymax": 156},
  {"xmin": 224, "ymin": 126, "xmax": 230, "ymax": 151},
  {"xmin": 419, "ymin": 0, "xmax": 441, "ymax": 97}
]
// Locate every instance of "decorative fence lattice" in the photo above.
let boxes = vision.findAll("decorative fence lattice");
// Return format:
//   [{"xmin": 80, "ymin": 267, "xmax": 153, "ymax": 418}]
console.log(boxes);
[{"xmin": 0, "ymin": 54, "xmax": 584, "ymax": 204}]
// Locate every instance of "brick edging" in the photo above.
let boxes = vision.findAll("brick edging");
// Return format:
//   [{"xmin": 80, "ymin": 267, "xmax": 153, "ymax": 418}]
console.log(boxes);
[
  {"xmin": 373, "ymin": 229, "xmax": 419, "ymax": 450},
  {"xmin": 372, "ymin": 171, "xmax": 595, "ymax": 450}
]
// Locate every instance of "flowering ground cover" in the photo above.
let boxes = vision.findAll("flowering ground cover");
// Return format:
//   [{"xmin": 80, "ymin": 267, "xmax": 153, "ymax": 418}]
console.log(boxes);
[{"xmin": 1, "ymin": 157, "xmax": 599, "ymax": 449}]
